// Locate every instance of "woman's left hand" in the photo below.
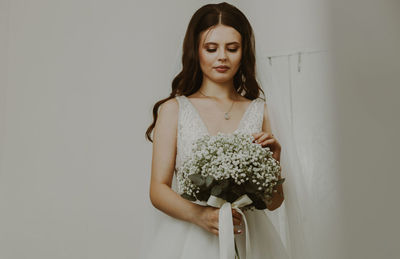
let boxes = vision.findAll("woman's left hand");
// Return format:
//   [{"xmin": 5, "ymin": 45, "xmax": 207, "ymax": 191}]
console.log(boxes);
[{"xmin": 252, "ymin": 132, "xmax": 281, "ymax": 162}]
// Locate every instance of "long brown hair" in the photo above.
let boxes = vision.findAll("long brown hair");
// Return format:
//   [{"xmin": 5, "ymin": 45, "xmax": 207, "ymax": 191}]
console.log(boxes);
[{"xmin": 145, "ymin": 2, "xmax": 265, "ymax": 142}]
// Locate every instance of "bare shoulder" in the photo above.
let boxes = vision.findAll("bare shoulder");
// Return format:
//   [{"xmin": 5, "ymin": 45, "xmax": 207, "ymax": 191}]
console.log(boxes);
[
  {"xmin": 262, "ymin": 100, "xmax": 268, "ymax": 113},
  {"xmin": 159, "ymin": 97, "xmax": 179, "ymax": 116},
  {"xmin": 153, "ymin": 97, "xmax": 179, "ymax": 140},
  {"xmin": 157, "ymin": 98, "xmax": 179, "ymax": 126}
]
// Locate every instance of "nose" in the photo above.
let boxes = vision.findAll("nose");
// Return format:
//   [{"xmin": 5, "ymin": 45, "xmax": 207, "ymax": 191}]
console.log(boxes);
[{"xmin": 217, "ymin": 48, "xmax": 227, "ymax": 61}]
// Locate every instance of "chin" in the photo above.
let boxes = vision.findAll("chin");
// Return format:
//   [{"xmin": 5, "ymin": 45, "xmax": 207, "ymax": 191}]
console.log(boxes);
[
  {"xmin": 210, "ymin": 77, "xmax": 234, "ymax": 83},
  {"xmin": 209, "ymin": 74, "xmax": 235, "ymax": 82}
]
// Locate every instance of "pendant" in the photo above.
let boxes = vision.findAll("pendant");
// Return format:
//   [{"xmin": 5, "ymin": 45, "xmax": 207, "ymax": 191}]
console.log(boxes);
[{"xmin": 224, "ymin": 112, "xmax": 231, "ymax": 120}]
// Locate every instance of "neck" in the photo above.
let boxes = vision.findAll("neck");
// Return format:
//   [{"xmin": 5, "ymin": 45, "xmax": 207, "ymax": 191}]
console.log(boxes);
[{"xmin": 199, "ymin": 76, "xmax": 238, "ymax": 100}]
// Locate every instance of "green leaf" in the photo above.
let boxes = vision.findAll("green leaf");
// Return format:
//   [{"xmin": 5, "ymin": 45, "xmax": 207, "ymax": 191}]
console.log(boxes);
[
  {"xmin": 276, "ymin": 178, "xmax": 285, "ymax": 185},
  {"xmin": 205, "ymin": 175, "xmax": 214, "ymax": 188},
  {"xmin": 181, "ymin": 193, "xmax": 196, "ymax": 201},
  {"xmin": 253, "ymin": 199, "xmax": 267, "ymax": 210},
  {"xmin": 226, "ymin": 192, "xmax": 240, "ymax": 203},
  {"xmin": 247, "ymin": 194, "xmax": 266, "ymax": 210},
  {"xmin": 188, "ymin": 174, "xmax": 205, "ymax": 186},
  {"xmin": 220, "ymin": 179, "xmax": 230, "ymax": 189},
  {"xmin": 211, "ymin": 185, "xmax": 223, "ymax": 196},
  {"xmin": 196, "ymin": 191, "xmax": 210, "ymax": 201},
  {"xmin": 231, "ymin": 185, "xmax": 243, "ymax": 196},
  {"xmin": 244, "ymin": 182, "xmax": 258, "ymax": 193}
]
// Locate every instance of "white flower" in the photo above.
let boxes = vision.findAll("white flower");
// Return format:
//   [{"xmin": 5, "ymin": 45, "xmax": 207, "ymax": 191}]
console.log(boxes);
[{"xmin": 177, "ymin": 132, "xmax": 282, "ymax": 206}]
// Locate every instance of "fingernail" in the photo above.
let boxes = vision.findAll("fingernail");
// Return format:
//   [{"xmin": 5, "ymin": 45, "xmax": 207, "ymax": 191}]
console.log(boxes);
[{"xmin": 238, "ymin": 230, "xmax": 242, "ymax": 233}]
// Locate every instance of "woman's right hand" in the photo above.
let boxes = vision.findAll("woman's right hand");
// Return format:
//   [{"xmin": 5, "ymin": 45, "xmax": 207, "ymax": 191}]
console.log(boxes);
[{"xmin": 193, "ymin": 206, "xmax": 243, "ymax": 236}]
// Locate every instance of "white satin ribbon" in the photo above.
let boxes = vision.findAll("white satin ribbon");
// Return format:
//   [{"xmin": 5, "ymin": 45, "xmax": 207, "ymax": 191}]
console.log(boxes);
[{"xmin": 206, "ymin": 194, "xmax": 253, "ymax": 259}]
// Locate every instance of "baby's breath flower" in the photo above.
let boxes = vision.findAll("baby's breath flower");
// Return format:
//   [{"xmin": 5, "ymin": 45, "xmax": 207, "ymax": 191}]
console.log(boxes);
[{"xmin": 177, "ymin": 132, "xmax": 282, "ymax": 209}]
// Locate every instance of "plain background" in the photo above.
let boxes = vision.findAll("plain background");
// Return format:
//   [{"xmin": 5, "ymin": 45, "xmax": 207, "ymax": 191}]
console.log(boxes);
[
  {"xmin": 330, "ymin": 0, "xmax": 400, "ymax": 258},
  {"xmin": 0, "ymin": 0, "xmax": 399, "ymax": 258}
]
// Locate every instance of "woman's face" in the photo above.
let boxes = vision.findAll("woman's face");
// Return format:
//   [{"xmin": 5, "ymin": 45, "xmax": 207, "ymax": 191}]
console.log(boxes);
[{"xmin": 198, "ymin": 24, "xmax": 242, "ymax": 84}]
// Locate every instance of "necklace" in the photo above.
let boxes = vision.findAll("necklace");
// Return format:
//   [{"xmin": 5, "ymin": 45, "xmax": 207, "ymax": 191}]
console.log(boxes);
[{"xmin": 198, "ymin": 90, "xmax": 235, "ymax": 120}]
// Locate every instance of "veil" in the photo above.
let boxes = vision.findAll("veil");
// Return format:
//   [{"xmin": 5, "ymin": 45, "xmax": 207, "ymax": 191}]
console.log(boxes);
[{"xmin": 258, "ymin": 51, "xmax": 339, "ymax": 259}]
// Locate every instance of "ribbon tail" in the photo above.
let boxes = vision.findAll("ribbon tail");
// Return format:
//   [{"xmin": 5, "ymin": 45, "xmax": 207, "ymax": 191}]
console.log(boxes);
[
  {"xmin": 219, "ymin": 202, "xmax": 236, "ymax": 259},
  {"xmin": 234, "ymin": 208, "xmax": 251, "ymax": 259}
]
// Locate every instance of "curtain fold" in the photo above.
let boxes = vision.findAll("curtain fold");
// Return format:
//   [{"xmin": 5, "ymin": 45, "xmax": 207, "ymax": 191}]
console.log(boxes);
[{"xmin": 258, "ymin": 51, "xmax": 340, "ymax": 259}]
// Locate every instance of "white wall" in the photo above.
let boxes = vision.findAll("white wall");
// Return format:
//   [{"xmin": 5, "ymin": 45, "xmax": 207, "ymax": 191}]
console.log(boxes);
[{"xmin": 330, "ymin": 0, "xmax": 400, "ymax": 258}]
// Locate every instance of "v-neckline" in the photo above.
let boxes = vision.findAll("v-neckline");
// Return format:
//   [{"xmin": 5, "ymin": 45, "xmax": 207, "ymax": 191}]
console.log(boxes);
[{"xmin": 182, "ymin": 95, "xmax": 257, "ymax": 137}]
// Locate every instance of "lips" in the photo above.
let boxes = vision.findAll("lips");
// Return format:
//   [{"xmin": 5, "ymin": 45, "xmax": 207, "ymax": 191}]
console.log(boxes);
[
  {"xmin": 215, "ymin": 65, "xmax": 229, "ymax": 69},
  {"xmin": 214, "ymin": 66, "xmax": 229, "ymax": 73},
  {"xmin": 214, "ymin": 66, "xmax": 230, "ymax": 72}
]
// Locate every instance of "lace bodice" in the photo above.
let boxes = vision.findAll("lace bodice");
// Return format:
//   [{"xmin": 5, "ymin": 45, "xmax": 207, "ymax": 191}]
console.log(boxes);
[{"xmin": 173, "ymin": 95, "xmax": 265, "ymax": 184}]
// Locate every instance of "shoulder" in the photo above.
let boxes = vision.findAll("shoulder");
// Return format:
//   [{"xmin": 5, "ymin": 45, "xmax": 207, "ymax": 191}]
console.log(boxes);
[
  {"xmin": 252, "ymin": 97, "xmax": 266, "ymax": 111},
  {"xmin": 262, "ymin": 99, "xmax": 267, "ymax": 112},
  {"xmin": 156, "ymin": 97, "xmax": 179, "ymax": 130},
  {"xmin": 159, "ymin": 97, "xmax": 179, "ymax": 116},
  {"xmin": 249, "ymin": 97, "xmax": 266, "ymax": 111},
  {"xmin": 260, "ymin": 99, "xmax": 268, "ymax": 118},
  {"xmin": 241, "ymin": 96, "xmax": 264, "ymax": 103}
]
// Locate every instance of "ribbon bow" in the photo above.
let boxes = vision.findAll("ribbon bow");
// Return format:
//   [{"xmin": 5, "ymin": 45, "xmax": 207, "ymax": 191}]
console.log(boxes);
[{"xmin": 206, "ymin": 194, "xmax": 253, "ymax": 259}]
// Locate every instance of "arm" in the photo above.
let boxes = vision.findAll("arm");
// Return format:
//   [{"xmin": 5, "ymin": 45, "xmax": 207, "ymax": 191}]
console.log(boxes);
[
  {"xmin": 261, "ymin": 102, "xmax": 285, "ymax": 211},
  {"xmin": 149, "ymin": 98, "xmax": 204, "ymax": 223},
  {"xmin": 266, "ymin": 179, "xmax": 285, "ymax": 211},
  {"xmin": 150, "ymin": 98, "xmax": 243, "ymax": 235}
]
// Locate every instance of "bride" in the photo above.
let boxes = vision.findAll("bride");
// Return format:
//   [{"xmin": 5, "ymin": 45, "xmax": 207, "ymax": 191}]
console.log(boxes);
[{"xmin": 143, "ymin": 2, "xmax": 291, "ymax": 259}]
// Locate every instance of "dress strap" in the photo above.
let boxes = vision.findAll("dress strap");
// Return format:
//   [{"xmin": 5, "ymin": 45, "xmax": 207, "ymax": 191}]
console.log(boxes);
[{"xmin": 238, "ymin": 98, "xmax": 265, "ymax": 134}]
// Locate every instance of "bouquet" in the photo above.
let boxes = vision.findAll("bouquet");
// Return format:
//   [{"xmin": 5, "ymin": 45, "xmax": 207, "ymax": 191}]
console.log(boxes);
[{"xmin": 177, "ymin": 132, "xmax": 285, "ymax": 211}]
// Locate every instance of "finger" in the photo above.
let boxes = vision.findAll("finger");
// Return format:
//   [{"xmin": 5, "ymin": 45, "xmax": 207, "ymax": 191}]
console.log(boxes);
[
  {"xmin": 257, "ymin": 133, "xmax": 272, "ymax": 143},
  {"xmin": 254, "ymin": 132, "xmax": 274, "ymax": 143},
  {"xmin": 213, "ymin": 209, "xmax": 220, "ymax": 225},
  {"xmin": 231, "ymin": 209, "xmax": 242, "ymax": 220},
  {"xmin": 232, "ymin": 214, "xmax": 242, "ymax": 222},
  {"xmin": 261, "ymin": 138, "xmax": 276, "ymax": 147},
  {"xmin": 252, "ymin": 132, "xmax": 263, "ymax": 138},
  {"xmin": 252, "ymin": 132, "xmax": 263, "ymax": 142},
  {"xmin": 211, "ymin": 227, "xmax": 219, "ymax": 236},
  {"xmin": 233, "ymin": 218, "xmax": 241, "ymax": 226},
  {"xmin": 234, "ymin": 227, "xmax": 242, "ymax": 235},
  {"xmin": 212, "ymin": 220, "xmax": 220, "ymax": 230}
]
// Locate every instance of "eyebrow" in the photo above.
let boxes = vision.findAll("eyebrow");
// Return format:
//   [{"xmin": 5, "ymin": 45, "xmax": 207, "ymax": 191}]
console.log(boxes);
[{"xmin": 203, "ymin": 41, "xmax": 241, "ymax": 46}]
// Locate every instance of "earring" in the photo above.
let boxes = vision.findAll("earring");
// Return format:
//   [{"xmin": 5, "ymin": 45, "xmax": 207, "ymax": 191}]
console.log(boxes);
[{"xmin": 240, "ymin": 68, "xmax": 246, "ymax": 83}]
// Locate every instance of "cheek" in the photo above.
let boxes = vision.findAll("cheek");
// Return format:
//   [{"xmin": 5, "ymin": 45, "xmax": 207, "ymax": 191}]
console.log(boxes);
[
  {"xmin": 232, "ymin": 51, "xmax": 242, "ymax": 64},
  {"xmin": 199, "ymin": 51, "xmax": 215, "ymax": 67},
  {"xmin": 229, "ymin": 52, "xmax": 242, "ymax": 69}
]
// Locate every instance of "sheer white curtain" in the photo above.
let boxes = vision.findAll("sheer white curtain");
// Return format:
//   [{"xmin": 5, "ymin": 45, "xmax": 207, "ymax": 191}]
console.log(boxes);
[{"xmin": 258, "ymin": 51, "xmax": 341, "ymax": 259}]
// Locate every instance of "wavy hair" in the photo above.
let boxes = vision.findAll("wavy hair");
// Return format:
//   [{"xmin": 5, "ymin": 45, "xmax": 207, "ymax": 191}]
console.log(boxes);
[{"xmin": 145, "ymin": 2, "xmax": 265, "ymax": 142}]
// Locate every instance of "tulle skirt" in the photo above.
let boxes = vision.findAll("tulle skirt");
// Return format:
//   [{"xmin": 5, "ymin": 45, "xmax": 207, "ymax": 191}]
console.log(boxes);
[{"xmin": 139, "ymin": 203, "xmax": 289, "ymax": 259}]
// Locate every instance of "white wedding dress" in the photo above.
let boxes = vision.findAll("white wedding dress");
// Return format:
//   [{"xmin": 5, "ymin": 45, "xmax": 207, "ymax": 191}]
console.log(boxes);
[{"xmin": 141, "ymin": 95, "xmax": 290, "ymax": 259}]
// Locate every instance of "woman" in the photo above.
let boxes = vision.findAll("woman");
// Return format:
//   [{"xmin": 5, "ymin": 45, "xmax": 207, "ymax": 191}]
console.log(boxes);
[{"xmin": 144, "ymin": 2, "xmax": 289, "ymax": 258}]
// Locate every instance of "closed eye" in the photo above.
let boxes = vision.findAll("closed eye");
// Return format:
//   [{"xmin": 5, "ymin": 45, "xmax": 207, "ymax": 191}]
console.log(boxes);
[{"xmin": 206, "ymin": 49, "xmax": 238, "ymax": 53}]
